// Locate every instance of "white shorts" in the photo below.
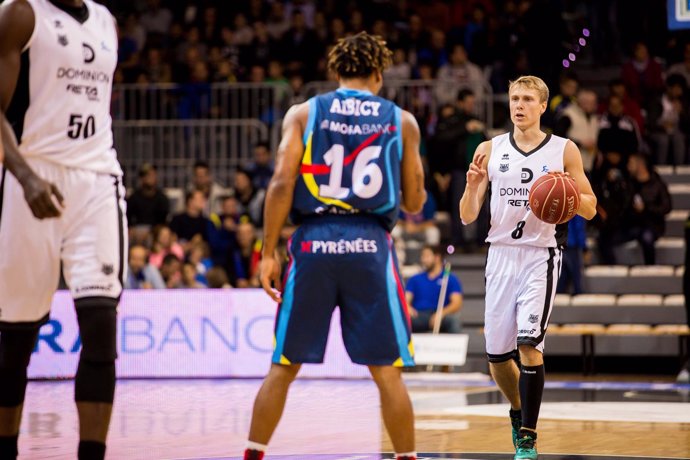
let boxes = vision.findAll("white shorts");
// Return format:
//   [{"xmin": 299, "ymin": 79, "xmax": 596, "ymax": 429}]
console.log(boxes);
[
  {"xmin": 484, "ymin": 244, "xmax": 562, "ymax": 359},
  {"xmin": 0, "ymin": 159, "xmax": 127, "ymax": 326}
]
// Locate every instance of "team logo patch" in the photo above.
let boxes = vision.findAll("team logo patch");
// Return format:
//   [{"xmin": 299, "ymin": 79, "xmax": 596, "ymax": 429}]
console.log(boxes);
[
  {"xmin": 499, "ymin": 163, "xmax": 509, "ymax": 173},
  {"xmin": 83, "ymin": 43, "xmax": 95, "ymax": 64},
  {"xmin": 529, "ymin": 314, "xmax": 539, "ymax": 324},
  {"xmin": 101, "ymin": 264, "xmax": 114, "ymax": 276},
  {"xmin": 300, "ymin": 239, "xmax": 377, "ymax": 254},
  {"xmin": 542, "ymin": 165, "xmax": 549, "ymax": 173},
  {"xmin": 58, "ymin": 35, "xmax": 68, "ymax": 46}
]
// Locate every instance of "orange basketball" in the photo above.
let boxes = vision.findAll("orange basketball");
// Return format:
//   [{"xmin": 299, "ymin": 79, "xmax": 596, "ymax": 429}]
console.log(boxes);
[{"xmin": 528, "ymin": 173, "xmax": 580, "ymax": 224}]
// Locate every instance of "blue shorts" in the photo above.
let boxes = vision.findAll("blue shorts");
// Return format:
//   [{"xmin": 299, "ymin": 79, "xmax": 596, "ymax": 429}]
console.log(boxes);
[{"xmin": 272, "ymin": 216, "xmax": 414, "ymax": 367}]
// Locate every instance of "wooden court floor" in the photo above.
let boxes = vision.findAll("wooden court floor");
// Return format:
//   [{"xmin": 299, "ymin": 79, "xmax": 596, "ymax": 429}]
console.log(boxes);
[{"xmin": 16, "ymin": 376, "xmax": 690, "ymax": 459}]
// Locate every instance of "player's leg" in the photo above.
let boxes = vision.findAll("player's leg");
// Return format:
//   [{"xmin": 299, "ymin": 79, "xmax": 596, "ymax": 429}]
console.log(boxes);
[
  {"xmin": 338, "ymin": 227, "xmax": 415, "ymax": 458},
  {"xmin": 0, "ymin": 164, "xmax": 62, "ymax": 459},
  {"xmin": 62, "ymin": 172, "xmax": 127, "ymax": 460},
  {"xmin": 246, "ymin": 224, "xmax": 337, "ymax": 459},
  {"xmin": 368, "ymin": 365, "xmax": 415, "ymax": 456},
  {"xmin": 484, "ymin": 245, "xmax": 522, "ymax": 447},
  {"xmin": 0, "ymin": 328, "xmax": 40, "ymax": 459},
  {"xmin": 246, "ymin": 362, "xmax": 302, "ymax": 456},
  {"xmin": 514, "ymin": 247, "xmax": 562, "ymax": 459}
]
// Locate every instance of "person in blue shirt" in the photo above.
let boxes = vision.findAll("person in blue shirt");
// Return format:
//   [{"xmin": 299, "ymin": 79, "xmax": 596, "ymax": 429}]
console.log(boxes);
[
  {"xmin": 557, "ymin": 214, "xmax": 587, "ymax": 295},
  {"xmin": 405, "ymin": 245, "xmax": 463, "ymax": 333}
]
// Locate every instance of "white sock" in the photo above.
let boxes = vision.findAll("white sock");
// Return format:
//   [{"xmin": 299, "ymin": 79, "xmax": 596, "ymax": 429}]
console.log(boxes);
[
  {"xmin": 396, "ymin": 452, "xmax": 417, "ymax": 459},
  {"xmin": 246, "ymin": 441, "xmax": 267, "ymax": 452}
]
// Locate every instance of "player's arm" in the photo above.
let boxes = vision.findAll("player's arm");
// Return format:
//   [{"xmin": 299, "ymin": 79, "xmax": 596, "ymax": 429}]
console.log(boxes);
[
  {"xmin": 0, "ymin": 1, "xmax": 64, "ymax": 219},
  {"xmin": 442, "ymin": 292, "xmax": 462, "ymax": 317},
  {"xmin": 459, "ymin": 140, "xmax": 491, "ymax": 225},
  {"xmin": 405, "ymin": 291, "xmax": 418, "ymax": 318},
  {"xmin": 259, "ymin": 102, "xmax": 308, "ymax": 302},
  {"xmin": 563, "ymin": 140, "xmax": 597, "ymax": 220},
  {"xmin": 400, "ymin": 110, "xmax": 426, "ymax": 214}
]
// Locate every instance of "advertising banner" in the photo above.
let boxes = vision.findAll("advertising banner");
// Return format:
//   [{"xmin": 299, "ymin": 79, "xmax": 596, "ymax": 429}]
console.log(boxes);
[{"xmin": 28, "ymin": 290, "xmax": 371, "ymax": 379}]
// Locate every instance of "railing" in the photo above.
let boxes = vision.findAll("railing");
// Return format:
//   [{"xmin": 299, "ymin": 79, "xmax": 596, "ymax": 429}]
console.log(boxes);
[
  {"xmin": 114, "ymin": 119, "xmax": 268, "ymax": 189},
  {"xmin": 112, "ymin": 82, "xmax": 291, "ymax": 123},
  {"xmin": 112, "ymin": 80, "xmax": 497, "ymax": 188}
]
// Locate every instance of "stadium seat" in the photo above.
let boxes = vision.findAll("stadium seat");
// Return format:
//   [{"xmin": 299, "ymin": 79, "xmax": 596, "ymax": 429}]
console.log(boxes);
[
  {"xmin": 664, "ymin": 294, "xmax": 686, "ymax": 306},
  {"xmin": 570, "ymin": 294, "xmax": 617, "ymax": 306},
  {"xmin": 616, "ymin": 294, "xmax": 664, "ymax": 307},
  {"xmin": 669, "ymin": 183, "xmax": 690, "ymax": 208},
  {"xmin": 553, "ymin": 293, "xmax": 571, "ymax": 307},
  {"xmin": 665, "ymin": 209, "xmax": 688, "ymax": 238}
]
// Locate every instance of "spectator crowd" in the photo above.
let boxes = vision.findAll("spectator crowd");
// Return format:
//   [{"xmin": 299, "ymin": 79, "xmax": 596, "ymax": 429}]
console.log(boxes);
[{"xmin": 107, "ymin": 0, "xmax": 686, "ymax": 292}]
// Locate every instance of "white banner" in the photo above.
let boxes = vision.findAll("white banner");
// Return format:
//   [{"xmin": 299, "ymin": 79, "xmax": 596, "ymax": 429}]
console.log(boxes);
[{"xmin": 27, "ymin": 290, "xmax": 371, "ymax": 379}]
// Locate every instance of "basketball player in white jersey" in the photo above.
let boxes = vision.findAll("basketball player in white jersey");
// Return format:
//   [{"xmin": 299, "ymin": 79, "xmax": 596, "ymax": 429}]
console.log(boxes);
[
  {"xmin": 460, "ymin": 76, "xmax": 596, "ymax": 460},
  {"xmin": 0, "ymin": 1, "xmax": 125, "ymax": 459}
]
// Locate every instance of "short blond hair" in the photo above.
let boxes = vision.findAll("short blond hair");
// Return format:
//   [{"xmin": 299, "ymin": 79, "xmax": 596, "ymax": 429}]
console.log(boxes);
[{"xmin": 509, "ymin": 75, "xmax": 549, "ymax": 103}]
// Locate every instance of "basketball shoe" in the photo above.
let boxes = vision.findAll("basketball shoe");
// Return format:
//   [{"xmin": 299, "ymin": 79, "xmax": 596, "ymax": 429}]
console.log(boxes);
[
  {"xmin": 515, "ymin": 430, "xmax": 537, "ymax": 460},
  {"xmin": 244, "ymin": 449, "xmax": 264, "ymax": 460},
  {"xmin": 510, "ymin": 411, "xmax": 521, "ymax": 448}
]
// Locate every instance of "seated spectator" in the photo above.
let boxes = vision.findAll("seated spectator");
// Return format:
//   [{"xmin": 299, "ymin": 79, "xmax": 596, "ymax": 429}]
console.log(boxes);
[
  {"xmin": 405, "ymin": 245, "xmax": 463, "ymax": 333},
  {"xmin": 160, "ymin": 253, "xmax": 182, "ymax": 288},
  {"xmin": 392, "ymin": 193, "xmax": 441, "ymax": 248},
  {"xmin": 435, "ymin": 44, "xmax": 484, "ymax": 106},
  {"xmin": 245, "ymin": 142, "xmax": 275, "ymax": 190},
  {"xmin": 206, "ymin": 266, "xmax": 232, "ymax": 289},
  {"xmin": 188, "ymin": 160, "xmax": 230, "ymax": 215},
  {"xmin": 170, "ymin": 190, "xmax": 211, "ymax": 244},
  {"xmin": 125, "ymin": 245, "xmax": 166, "ymax": 290},
  {"xmin": 597, "ymin": 95, "xmax": 641, "ymax": 159},
  {"xmin": 126, "ymin": 163, "xmax": 170, "ymax": 241},
  {"xmin": 187, "ymin": 241, "xmax": 213, "ymax": 285},
  {"xmin": 208, "ymin": 196, "xmax": 241, "ymax": 268},
  {"xmin": 621, "ymin": 41, "xmax": 664, "ymax": 114},
  {"xmin": 554, "ymin": 89, "xmax": 599, "ymax": 172},
  {"xmin": 602, "ymin": 78, "xmax": 645, "ymax": 136},
  {"xmin": 227, "ymin": 219, "xmax": 262, "ymax": 288},
  {"xmin": 648, "ymin": 74, "xmax": 690, "ymax": 165},
  {"xmin": 149, "ymin": 225, "xmax": 185, "ymax": 268},
  {"xmin": 679, "ymin": 212, "xmax": 690, "ymax": 383},
  {"xmin": 592, "ymin": 150, "xmax": 633, "ymax": 265},
  {"xmin": 557, "ymin": 215, "xmax": 587, "ymax": 295},
  {"xmin": 233, "ymin": 169, "xmax": 266, "ymax": 226},
  {"xmin": 545, "ymin": 71, "xmax": 579, "ymax": 128},
  {"xmin": 666, "ymin": 42, "xmax": 690, "ymax": 88},
  {"xmin": 181, "ymin": 263, "xmax": 206, "ymax": 289},
  {"xmin": 624, "ymin": 153, "xmax": 672, "ymax": 265}
]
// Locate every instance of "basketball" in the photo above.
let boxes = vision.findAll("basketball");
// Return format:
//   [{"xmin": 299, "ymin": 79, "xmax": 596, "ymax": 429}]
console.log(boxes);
[{"xmin": 528, "ymin": 173, "xmax": 580, "ymax": 224}]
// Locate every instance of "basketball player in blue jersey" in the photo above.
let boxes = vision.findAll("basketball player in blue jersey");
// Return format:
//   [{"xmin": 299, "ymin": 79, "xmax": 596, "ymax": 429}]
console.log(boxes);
[
  {"xmin": 461, "ymin": 76, "xmax": 597, "ymax": 459},
  {"xmin": 0, "ymin": 1, "xmax": 125, "ymax": 459},
  {"xmin": 243, "ymin": 32, "xmax": 426, "ymax": 460}
]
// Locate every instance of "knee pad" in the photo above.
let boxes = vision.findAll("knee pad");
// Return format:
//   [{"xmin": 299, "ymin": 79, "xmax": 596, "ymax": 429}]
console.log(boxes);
[
  {"xmin": 487, "ymin": 349, "xmax": 517, "ymax": 364},
  {"xmin": 74, "ymin": 298, "xmax": 118, "ymax": 403},
  {"xmin": 0, "ymin": 328, "xmax": 40, "ymax": 406}
]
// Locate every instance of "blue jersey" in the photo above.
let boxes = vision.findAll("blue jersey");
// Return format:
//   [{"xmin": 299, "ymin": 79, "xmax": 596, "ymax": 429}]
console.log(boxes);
[{"xmin": 291, "ymin": 88, "xmax": 403, "ymax": 231}]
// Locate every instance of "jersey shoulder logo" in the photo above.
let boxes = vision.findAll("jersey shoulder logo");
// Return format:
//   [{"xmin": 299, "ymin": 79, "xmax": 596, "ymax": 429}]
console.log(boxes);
[
  {"xmin": 502, "ymin": 152, "xmax": 510, "ymax": 160},
  {"xmin": 58, "ymin": 34, "xmax": 68, "ymax": 46},
  {"xmin": 499, "ymin": 163, "xmax": 509, "ymax": 173}
]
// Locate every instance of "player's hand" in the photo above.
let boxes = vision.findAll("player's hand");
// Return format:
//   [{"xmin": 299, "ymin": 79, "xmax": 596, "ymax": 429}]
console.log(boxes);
[
  {"xmin": 21, "ymin": 174, "xmax": 65, "ymax": 219},
  {"xmin": 466, "ymin": 153, "xmax": 487, "ymax": 189},
  {"xmin": 408, "ymin": 305, "xmax": 419, "ymax": 318},
  {"xmin": 260, "ymin": 255, "xmax": 283, "ymax": 303}
]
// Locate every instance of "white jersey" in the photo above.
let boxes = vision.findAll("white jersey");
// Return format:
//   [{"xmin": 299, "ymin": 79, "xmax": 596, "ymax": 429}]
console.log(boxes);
[
  {"xmin": 486, "ymin": 132, "xmax": 568, "ymax": 248},
  {"xmin": 6, "ymin": 0, "xmax": 121, "ymax": 175}
]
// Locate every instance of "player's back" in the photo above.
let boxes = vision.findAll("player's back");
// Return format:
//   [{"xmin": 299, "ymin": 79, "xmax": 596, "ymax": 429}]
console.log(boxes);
[
  {"xmin": 291, "ymin": 88, "xmax": 403, "ymax": 231},
  {"xmin": 5, "ymin": 0, "xmax": 121, "ymax": 176}
]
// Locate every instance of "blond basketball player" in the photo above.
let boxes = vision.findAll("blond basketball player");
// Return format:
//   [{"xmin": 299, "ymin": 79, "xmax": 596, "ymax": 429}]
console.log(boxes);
[
  {"xmin": 0, "ymin": 1, "xmax": 125, "ymax": 459},
  {"xmin": 460, "ymin": 76, "xmax": 597, "ymax": 459}
]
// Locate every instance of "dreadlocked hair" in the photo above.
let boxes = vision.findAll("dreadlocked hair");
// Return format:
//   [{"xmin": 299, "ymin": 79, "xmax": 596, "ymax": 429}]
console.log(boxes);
[{"xmin": 327, "ymin": 31, "xmax": 393, "ymax": 79}]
